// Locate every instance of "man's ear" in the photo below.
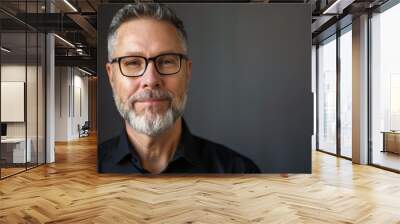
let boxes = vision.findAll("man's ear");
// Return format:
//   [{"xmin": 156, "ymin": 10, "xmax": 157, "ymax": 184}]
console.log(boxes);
[
  {"xmin": 186, "ymin": 59, "xmax": 192, "ymax": 82},
  {"xmin": 106, "ymin": 62, "xmax": 114, "ymax": 87}
]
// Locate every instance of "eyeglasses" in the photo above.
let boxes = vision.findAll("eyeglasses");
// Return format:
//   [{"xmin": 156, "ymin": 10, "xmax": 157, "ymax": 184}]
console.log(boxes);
[{"xmin": 109, "ymin": 53, "xmax": 188, "ymax": 77}]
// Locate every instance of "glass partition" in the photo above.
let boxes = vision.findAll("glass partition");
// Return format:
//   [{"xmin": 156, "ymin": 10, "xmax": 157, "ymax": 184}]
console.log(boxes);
[
  {"xmin": 27, "ymin": 31, "xmax": 38, "ymax": 169},
  {"xmin": 317, "ymin": 35, "xmax": 337, "ymax": 155},
  {"xmin": 1, "ymin": 28, "xmax": 28, "ymax": 178},
  {"xmin": 0, "ymin": 1, "xmax": 46, "ymax": 179},
  {"xmin": 38, "ymin": 31, "xmax": 45, "ymax": 165}
]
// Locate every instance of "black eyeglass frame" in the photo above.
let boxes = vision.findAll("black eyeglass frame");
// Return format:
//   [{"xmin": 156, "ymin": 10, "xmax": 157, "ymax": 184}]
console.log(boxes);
[{"xmin": 109, "ymin": 53, "xmax": 189, "ymax": 77}]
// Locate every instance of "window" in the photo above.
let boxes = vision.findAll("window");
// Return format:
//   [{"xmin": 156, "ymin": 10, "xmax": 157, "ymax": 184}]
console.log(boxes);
[
  {"xmin": 339, "ymin": 28, "xmax": 352, "ymax": 158},
  {"xmin": 318, "ymin": 35, "xmax": 337, "ymax": 154},
  {"xmin": 370, "ymin": 2, "xmax": 400, "ymax": 171}
]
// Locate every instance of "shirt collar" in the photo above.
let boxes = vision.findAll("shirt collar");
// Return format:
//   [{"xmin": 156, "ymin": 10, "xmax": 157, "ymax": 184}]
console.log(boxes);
[
  {"xmin": 112, "ymin": 118, "xmax": 203, "ymax": 168},
  {"xmin": 112, "ymin": 126, "xmax": 135, "ymax": 165},
  {"xmin": 178, "ymin": 119, "xmax": 204, "ymax": 167}
]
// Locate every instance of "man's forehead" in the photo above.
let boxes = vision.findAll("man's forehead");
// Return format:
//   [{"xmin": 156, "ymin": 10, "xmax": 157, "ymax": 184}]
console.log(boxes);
[{"xmin": 114, "ymin": 18, "xmax": 184, "ymax": 55}]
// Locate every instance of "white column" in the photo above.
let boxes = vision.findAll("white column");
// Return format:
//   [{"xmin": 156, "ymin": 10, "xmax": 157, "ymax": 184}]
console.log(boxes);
[
  {"xmin": 46, "ymin": 1, "xmax": 55, "ymax": 163},
  {"xmin": 352, "ymin": 14, "xmax": 369, "ymax": 164}
]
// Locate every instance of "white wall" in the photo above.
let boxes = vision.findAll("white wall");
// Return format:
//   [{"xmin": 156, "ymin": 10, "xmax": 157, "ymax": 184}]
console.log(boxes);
[
  {"xmin": 1, "ymin": 65, "xmax": 26, "ymax": 134},
  {"xmin": 55, "ymin": 66, "xmax": 69, "ymax": 141},
  {"xmin": 72, "ymin": 72, "xmax": 89, "ymax": 138},
  {"xmin": 55, "ymin": 67, "xmax": 89, "ymax": 141},
  {"xmin": 1, "ymin": 65, "xmax": 42, "ymax": 137}
]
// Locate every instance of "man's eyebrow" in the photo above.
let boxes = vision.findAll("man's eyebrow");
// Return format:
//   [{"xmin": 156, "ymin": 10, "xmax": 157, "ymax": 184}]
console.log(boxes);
[
  {"xmin": 122, "ymin": 51, "xmax": 145, "ymax": 56},
  {"xmin": 122, "ymin": 50, "xmax": 185, "ymax": 57},
  {"xmin": 156, "ymin": 50, "xmax": 185, "ymax": 55}
]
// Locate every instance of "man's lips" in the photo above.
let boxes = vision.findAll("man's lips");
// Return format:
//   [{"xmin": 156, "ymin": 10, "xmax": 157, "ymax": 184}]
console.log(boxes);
[{"xmin": 136, "ymin": 98, "xmax": 169, "ymax": 104}]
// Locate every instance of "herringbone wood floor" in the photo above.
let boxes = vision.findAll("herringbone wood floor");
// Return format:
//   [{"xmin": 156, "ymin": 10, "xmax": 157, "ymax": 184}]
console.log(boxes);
[{"xmin": 1, "ymin": 134, "xmax": 400, "ymax": 223}]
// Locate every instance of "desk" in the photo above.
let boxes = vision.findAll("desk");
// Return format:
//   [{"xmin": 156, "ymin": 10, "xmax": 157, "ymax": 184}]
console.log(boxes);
[
  {"xmin": 382, "ymin": 131, "xmax": 400, "ymax": 154},
  {"xmin": 1, "ymin": 138, "xmax": 31, "ymax": 163}
]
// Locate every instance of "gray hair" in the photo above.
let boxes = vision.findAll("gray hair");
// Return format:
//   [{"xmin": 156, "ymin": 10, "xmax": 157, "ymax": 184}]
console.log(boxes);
[{"xmin": 107, "ymin": 3, "xmax": 188, "ymax": 62}]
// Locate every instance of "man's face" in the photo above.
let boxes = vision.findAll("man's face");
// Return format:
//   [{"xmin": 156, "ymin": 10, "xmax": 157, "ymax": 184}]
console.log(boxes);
[{"xmin": 106, "ymin": 18, "xmax": 192, "ymax": 136}]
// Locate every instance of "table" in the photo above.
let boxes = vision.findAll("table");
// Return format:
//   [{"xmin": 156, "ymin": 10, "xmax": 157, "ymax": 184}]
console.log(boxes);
[
  {"xmin": 1, "ymin": 138, "xmax": 31, "ymax": 163},
  {"xmin": 381, "ymin": 131, "xmax": 400, "ymax": 154}
]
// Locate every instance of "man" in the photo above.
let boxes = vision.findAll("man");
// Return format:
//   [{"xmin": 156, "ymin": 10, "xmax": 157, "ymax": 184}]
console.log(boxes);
[{"xmin": 99, "ymin": 3, "xmax": 260, "ymax": 174}]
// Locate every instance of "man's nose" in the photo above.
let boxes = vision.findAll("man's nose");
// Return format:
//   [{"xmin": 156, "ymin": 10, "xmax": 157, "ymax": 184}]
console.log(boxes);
[{"xmin": 140, "ymin": 61, "xmax": 162, "ymax": 89}]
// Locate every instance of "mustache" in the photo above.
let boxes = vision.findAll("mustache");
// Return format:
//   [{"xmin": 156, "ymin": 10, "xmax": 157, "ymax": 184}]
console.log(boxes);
[{"xmin": 128, "ymin": 89, "xmax": 174, "ymax": 103}]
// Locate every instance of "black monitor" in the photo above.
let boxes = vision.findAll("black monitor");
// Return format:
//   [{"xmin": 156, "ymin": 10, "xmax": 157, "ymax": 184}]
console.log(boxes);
[{"xmin": 1, "ymin": 123, "xmax": 7, "ymax": 137}]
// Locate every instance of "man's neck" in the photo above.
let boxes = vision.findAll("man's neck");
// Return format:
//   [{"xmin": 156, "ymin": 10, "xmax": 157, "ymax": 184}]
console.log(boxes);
[{"xmin": 125, "ymin": 117, "xmax": 182, "ymax": 174}]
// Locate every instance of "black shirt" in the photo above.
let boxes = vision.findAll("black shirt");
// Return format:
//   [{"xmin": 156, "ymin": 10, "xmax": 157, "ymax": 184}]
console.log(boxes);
[{"xmin": 98, "ymin": 119, "xmax": 260, "ymax": 174}]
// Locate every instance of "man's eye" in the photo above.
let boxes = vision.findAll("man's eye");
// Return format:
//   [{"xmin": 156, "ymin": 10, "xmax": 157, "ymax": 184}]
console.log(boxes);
[
  {"xmin": 158, "ymin": 58, "xmax": 178, "ymax": 67},
  {"xmin": 160, "ymin": 60, "xmax": 173, "ymax": 65},
  {"xmin": 125, "ymin": 60, "xmax": 142, "ymax": 66}
]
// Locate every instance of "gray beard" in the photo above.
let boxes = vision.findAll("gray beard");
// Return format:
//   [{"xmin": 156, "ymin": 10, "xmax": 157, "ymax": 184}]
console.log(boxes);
[{"xmin": 113, "ymin": 89, "xmax": 187, "ymax": 137}]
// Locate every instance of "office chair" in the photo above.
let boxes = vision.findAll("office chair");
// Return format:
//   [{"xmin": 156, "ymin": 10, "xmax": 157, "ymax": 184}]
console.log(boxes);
[{"xmin": 79, "ymin": 121, "xmax": 90, "ymax": 138}]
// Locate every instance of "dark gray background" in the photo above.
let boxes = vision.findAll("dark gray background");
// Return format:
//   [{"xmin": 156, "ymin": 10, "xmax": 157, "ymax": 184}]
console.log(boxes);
[{"xmin": 97, "ymin": 3, "xmax": 312, "ymax": 173}]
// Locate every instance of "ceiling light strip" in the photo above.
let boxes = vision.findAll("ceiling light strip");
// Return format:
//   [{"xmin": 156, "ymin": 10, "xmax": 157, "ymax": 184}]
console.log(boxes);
[
  {"xmin": 77, "ymin": 67, "xmax": 93, "ymax": 76},
  {"xmin": 1, "ymin": 47, "xmax": 11, "ymax": 53},
  {"xmin": 323, "ymin": 0, "xmax": 342, "ymax": 14},
  {"xmin": 63, "ymin": 0, "xmax": 78, "ymax": 12},
  {"xmin": 54, "ymin": 34, "xmax": 75, "ymax": 48}
]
